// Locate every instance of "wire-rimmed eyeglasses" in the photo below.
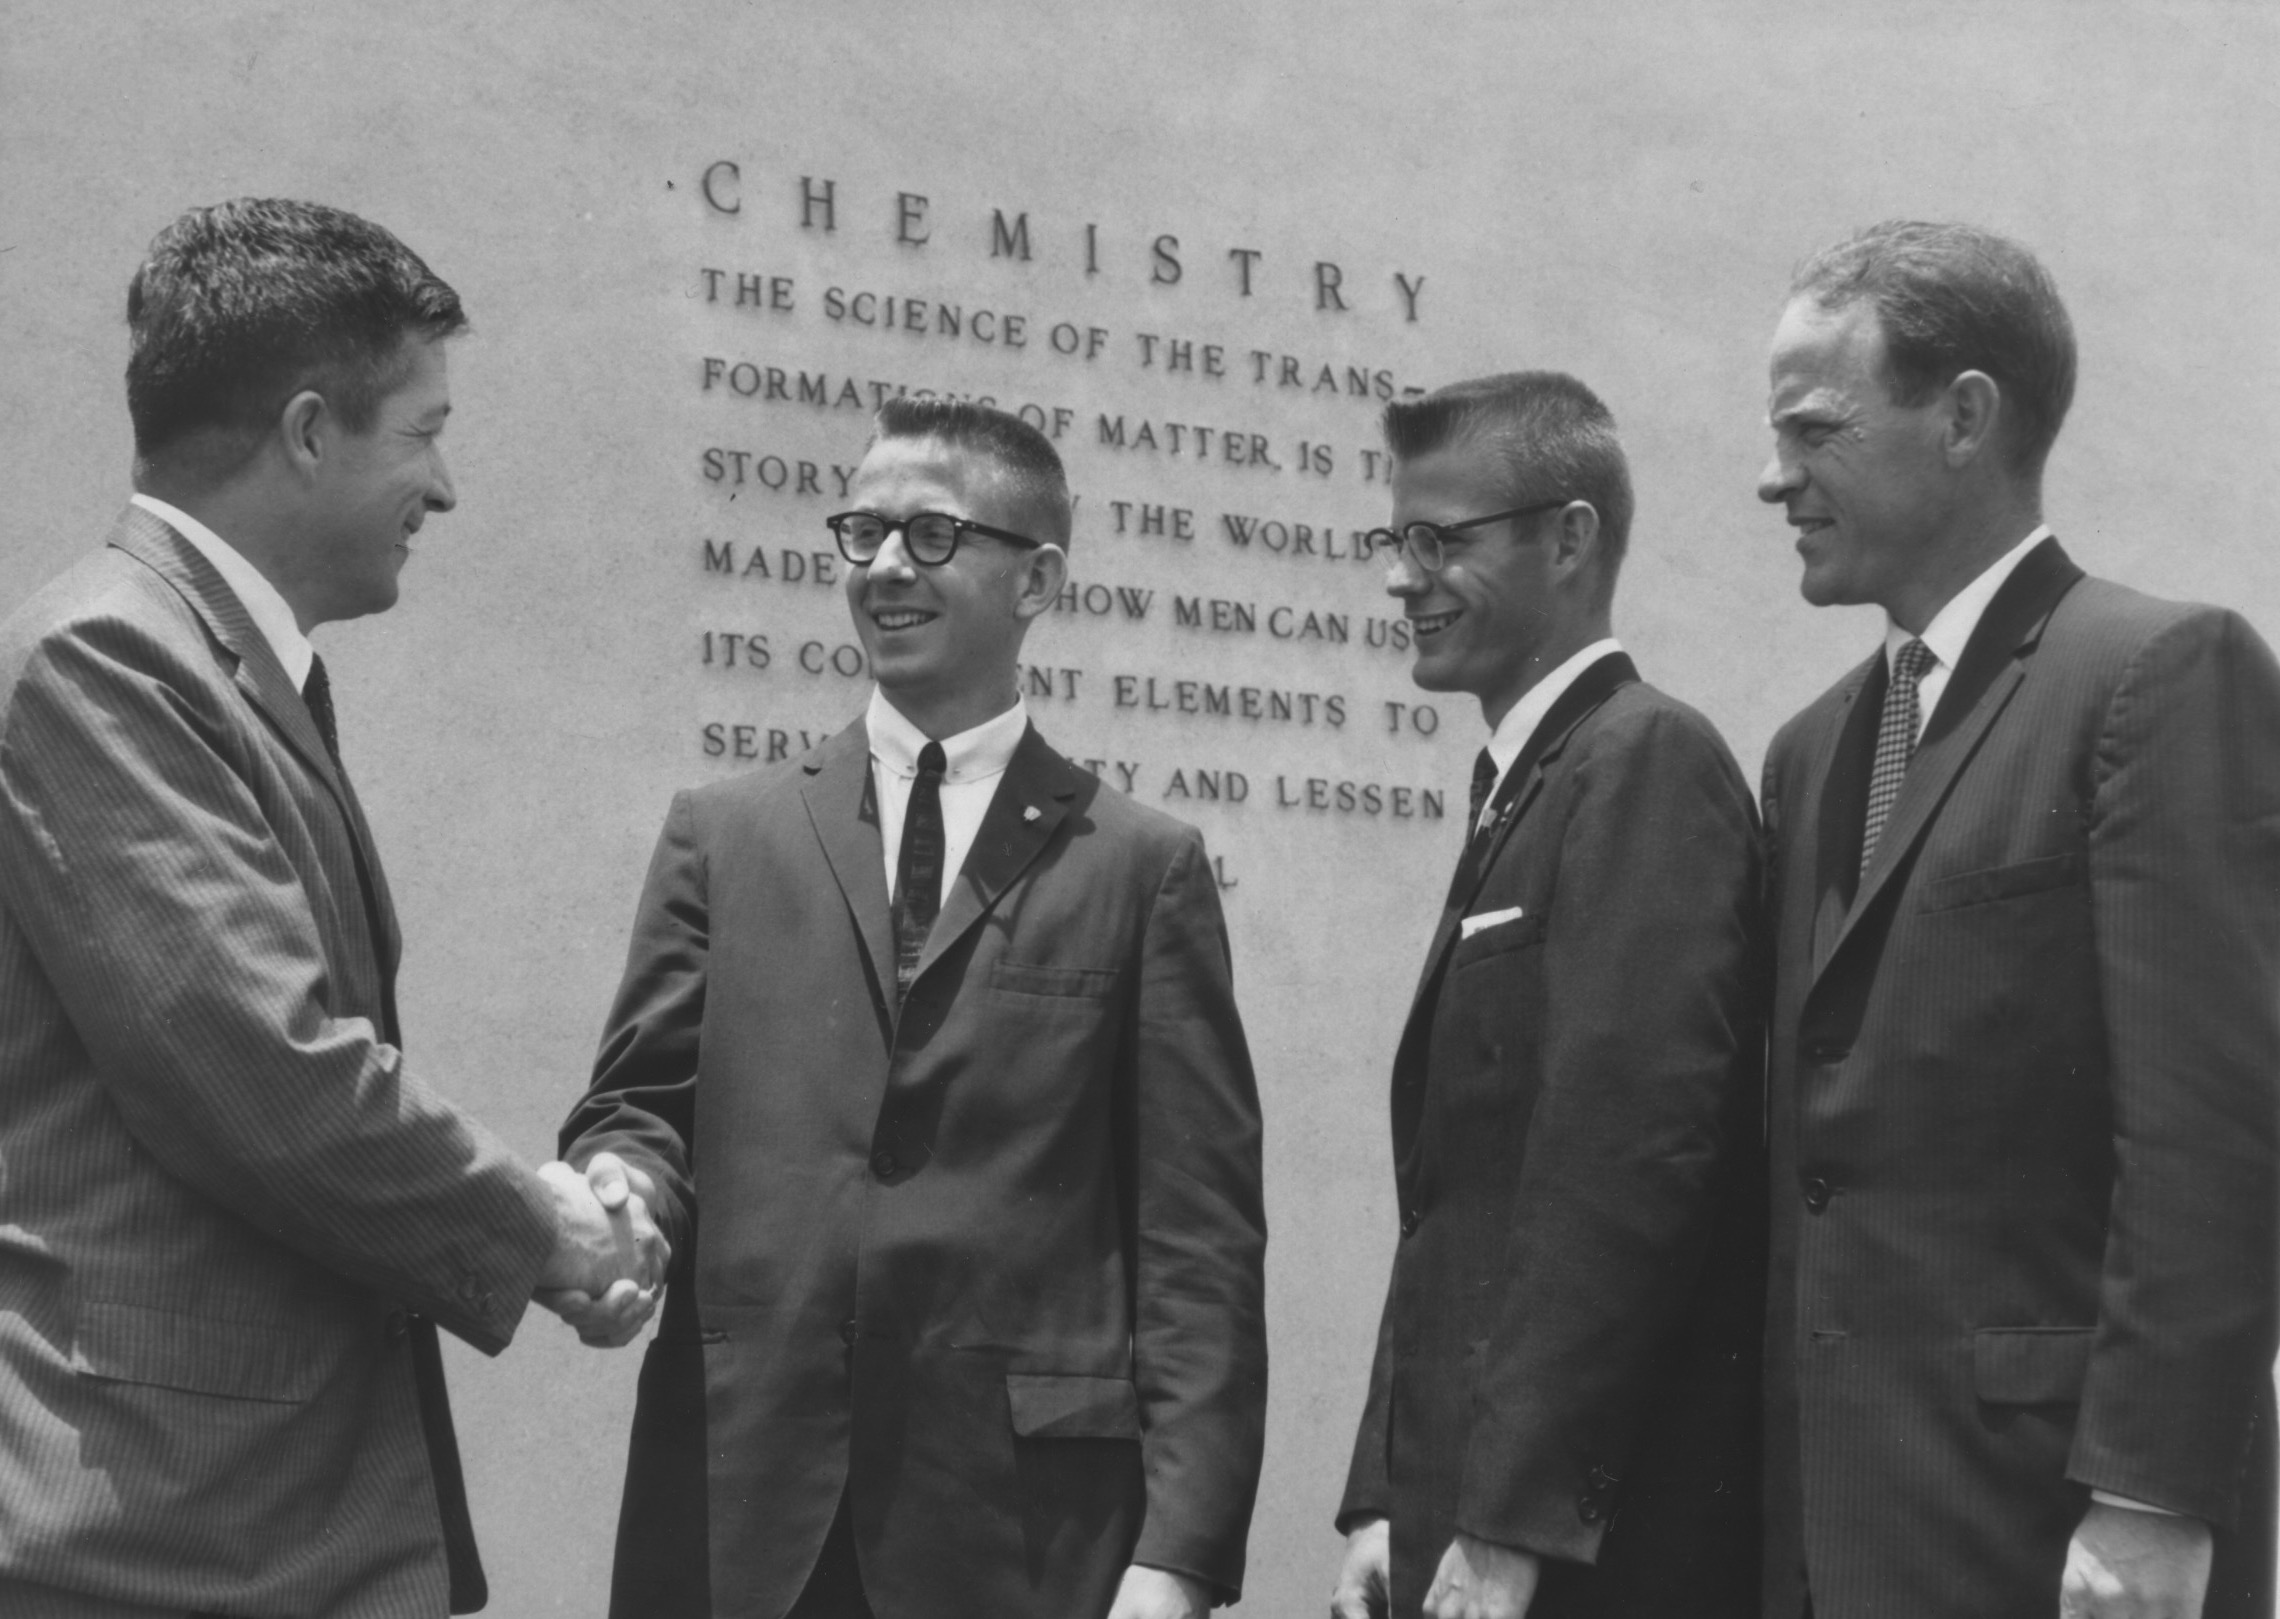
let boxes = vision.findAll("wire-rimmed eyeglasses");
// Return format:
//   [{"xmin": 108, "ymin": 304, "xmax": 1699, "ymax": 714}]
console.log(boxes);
[{"xmin": 1363, "ymin": 498, "xmax": 1570, "ymax": 573}]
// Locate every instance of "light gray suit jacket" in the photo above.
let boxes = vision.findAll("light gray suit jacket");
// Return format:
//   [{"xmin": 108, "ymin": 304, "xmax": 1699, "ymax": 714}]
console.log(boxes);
[{"xmin": 0, "ymin": 508, "xmax": 557, "ymax": 1616}]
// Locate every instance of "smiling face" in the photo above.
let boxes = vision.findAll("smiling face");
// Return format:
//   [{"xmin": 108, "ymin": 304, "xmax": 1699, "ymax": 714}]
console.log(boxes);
[
  {"xmin": 1759, "ymin": 297, "xmax": 1954, "ymax": 614},
  {"xmin": 1383, "ymin": 442, "xmax": 1564, "ymax": 725},
  {"xmin": 305, "ymin": 335, "xmax": 456, "ymax": 625},
  {"xmin": 842, "ymin": 435, "xmax": 1060, "ymax": 736}
]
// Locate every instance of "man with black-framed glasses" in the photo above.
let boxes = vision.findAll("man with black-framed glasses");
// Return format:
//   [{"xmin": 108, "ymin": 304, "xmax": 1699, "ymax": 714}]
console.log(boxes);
[
  {"xmin": 562, "ymin": 398, "xmax": 1267, "ymax": 1619},
  {"xmin": 1331, "ymin": 372, "xmax": 1765, "ymax": 1619}
]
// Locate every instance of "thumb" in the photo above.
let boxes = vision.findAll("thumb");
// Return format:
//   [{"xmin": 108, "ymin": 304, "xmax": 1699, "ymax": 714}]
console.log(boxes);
[{"xmin": 585, "ymin": 1151, "xmax": 631, "ymax": 1211}]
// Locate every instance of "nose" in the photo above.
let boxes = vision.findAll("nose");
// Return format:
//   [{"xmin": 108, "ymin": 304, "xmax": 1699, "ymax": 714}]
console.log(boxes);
[
  {"xmin": 1757, "ymin": 448, "xmax": 1800, "ymax": 506},
  {"xmin": 427, "ymin": 447, "xmax": 457, "ymax": 514},
  {"xmin": 1383, "ymin": 543, "xmax": 1428, "ymax": 598},
  {"xmin": 867, "ymin": 525, "xmax": 919, "ymax": 581}
]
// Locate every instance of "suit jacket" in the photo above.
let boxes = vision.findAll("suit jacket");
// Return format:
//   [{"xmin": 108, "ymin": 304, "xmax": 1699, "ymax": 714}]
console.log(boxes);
[
  {"xmin": 561, "ymin": 718, "xmax": 1268, "ymax": 1619},
  {"xmin": 0, "ymin": 509, "xmax": 558, "ymax": 1617},
  {"xmin": 1339, "ymin": 655, "xmax": 1767, "ymax": 1619},
  {"xmin": 1760, "ymin": 538, "xmax": 2280, "ymax": 1619}
]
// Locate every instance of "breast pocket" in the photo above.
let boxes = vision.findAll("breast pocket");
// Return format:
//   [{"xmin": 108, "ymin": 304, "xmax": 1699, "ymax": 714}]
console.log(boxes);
[
  {"xmin": 1918, "ymin": 852, "xmax": 2084, "ymax": 912},
  {"xmin": 1451, "ymin": 909, "xmax": 1548, "ymax": 969},
  {"xmin": 987, "ymin": 960, "xmax": 1120, "ymax": 1006}
]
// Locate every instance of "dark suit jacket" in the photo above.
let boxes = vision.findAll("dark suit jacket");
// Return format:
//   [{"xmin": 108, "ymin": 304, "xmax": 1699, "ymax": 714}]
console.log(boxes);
[
  {"xmin": 561, "ymin": 718, "xmax": 1268, "ymax": 1619},
  {"xmin": 1339, "ymin": 655, "xmax": 1767, "ymax": 1619},
  {"xmin": 0, "ymin": 509, "xmax": 557, "ymax": 1615},
  {"xmin": 1760, "ymin": 538, "xmax": 2280, "ymax": 1619}
]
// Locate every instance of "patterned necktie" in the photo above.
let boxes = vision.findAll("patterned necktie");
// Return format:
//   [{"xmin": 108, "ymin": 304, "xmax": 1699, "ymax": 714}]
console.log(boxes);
[
  {"xmin": 302, "ymin": 655, "xmax": 343, "ymax": 768},
  {"xmin": 1861, "ymin": 638, "xmax": 1935, "ymax": 880},
  {"xmin": 892, "ymin": 741, "xmax": 948, "ymax": 1002}
]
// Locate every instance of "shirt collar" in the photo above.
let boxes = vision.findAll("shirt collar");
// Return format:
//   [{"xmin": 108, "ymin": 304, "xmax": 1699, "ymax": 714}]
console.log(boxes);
[
  {"xmin": 1885, "ymin": 525, "xmax": 2050, "ymax": 674},
  {"xmin": 865, "ymin": 687, "xmax": 1029, "ymax": 782},
  {"xmin": 130, "ymin": 493, "xmax": 315, "ymax": 690},
  {"xmin": 1483, "ymin": 638, "xmax": 1624, "ymax": 776}
]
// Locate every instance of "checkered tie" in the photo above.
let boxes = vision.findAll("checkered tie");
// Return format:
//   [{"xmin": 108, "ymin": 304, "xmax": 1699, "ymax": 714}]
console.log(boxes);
[{"xmin": 1861, "ymin": 638, "xmax": 1934, "ymax": 880}]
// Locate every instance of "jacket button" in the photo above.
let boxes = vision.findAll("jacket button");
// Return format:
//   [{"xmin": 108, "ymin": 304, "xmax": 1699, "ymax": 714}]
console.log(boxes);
[
  {"xmin": 871, "ymin": 1149, "xmax": 897, "ymax": 1179},
  {"xmin": 1802, "ymin": 1177, "xmax": 1832, "ymax": 1212},
  {"xmin": 1399, "ymin": 1210, "xmax": 1420, "ymax": 1237},
  {"xmin": 1577, "ymin": 1495, "xmax": 1603, "ymax": 1523},
  {"xmin": 840, "ymin": 1319, "xmax": 860, "ymax": 1346},
  {"xmin": 383, "ymin": 1310, "xmax": 409, "ymax": 1340}
]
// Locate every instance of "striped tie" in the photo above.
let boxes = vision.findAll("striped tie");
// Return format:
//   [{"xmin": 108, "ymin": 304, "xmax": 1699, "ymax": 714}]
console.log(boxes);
[{"xmin": 1861, "ymin": 638, "xmax": 1934, "ymax": 880}]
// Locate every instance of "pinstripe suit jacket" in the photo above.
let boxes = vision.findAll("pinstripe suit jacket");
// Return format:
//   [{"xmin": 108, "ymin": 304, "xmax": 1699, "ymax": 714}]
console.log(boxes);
[
  {"xmin": 1760, "ymin": 538, "xmax": 2280, "ymax": 1619},
  {"xmin": 0, "ymin": 508, "xmax": 558, "ymax": 1617}
]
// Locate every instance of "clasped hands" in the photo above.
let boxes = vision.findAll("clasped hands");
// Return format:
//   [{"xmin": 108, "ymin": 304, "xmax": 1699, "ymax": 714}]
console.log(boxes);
[{"xmin": 533, "ymin": 1151, "xmax": 670, "ymax": 1347}]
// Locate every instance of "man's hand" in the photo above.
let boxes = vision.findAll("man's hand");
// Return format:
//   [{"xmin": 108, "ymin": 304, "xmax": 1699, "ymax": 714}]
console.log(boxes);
[
  {"xmin": 1329, "ymin": 1516, "xmax": 1390, "ymax": 1619},
  {"xmin": 2060, "ymin": 1502, "xmax": 2213, "ymax": 1619},
  {"xmin": 1423, "ymin": 1531, "xmax": 1539, "ymax": 1619},
  {"xmin": 1106, "ymin": 1564, "xmax": 1212, "ymax": 1619},
  {"xmin": 533, "ymin": 1153, "xmax": 669, "ymax": 1347}
]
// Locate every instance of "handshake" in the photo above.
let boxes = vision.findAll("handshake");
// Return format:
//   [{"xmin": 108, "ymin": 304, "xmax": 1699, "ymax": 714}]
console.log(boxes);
[{"xmin": 531, "ymin": 1152, "xmax": 671, "ymax": 1348}]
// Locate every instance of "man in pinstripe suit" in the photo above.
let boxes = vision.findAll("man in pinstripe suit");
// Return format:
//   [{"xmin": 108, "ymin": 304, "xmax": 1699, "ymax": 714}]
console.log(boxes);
[
  {"xmin": 1756, "ymin": 221, "xmax": 2279, "ymax": 1619},
  {"xmin": 0, "ymin": 199, "xmax": 664, "ymax": 1619}
]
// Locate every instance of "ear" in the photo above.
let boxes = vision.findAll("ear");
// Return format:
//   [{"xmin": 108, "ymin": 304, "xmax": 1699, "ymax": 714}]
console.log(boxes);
[
  {"xmin": 1010, "ymin": 543, "xmax": 1068, "ymax": 622},
  {"xmin": 1942, "ymin": 370, "xmax": 2002, "ymax": 467},
  {"xmin": 276, "ymin": 389, "xmax": 331, "ymax": 482},
  {"xmin": 1548, "ymin": 500, "xmax": 1602, "ymax": 580}
]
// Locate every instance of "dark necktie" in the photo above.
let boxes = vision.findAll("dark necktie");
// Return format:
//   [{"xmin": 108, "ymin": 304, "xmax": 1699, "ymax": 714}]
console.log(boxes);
[
  {"xmin": 1862, "ymin": 638, "xmax": 1934, "ymax": 880},
  {"xmin": 1446, "ymin": 748, "xmax": 1501, "ymax": 906},
  {"xmin": 892, "ymin": 742, "xmax": 947, "ymax": 1002},
  {"xmin": 302, "ymin": 654, "xmax": 343, "ymax": 768},
  {"xmin": 1466, "ymin": 747, "xmax": 1497, "ymax": 831},
  {"xmin": 297, "ymin": 652, "xmax": 478, "ymax": 1603}
]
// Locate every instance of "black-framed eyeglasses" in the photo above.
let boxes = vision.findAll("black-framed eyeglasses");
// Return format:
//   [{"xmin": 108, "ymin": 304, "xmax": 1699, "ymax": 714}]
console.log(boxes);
[
  {"xmin": 1363, "ymin": 498, "xmax": 1570, "ymax": 573},
  {"xmin": 825, "ymin": 509, "xmax": 1041, "ymax": 567}
]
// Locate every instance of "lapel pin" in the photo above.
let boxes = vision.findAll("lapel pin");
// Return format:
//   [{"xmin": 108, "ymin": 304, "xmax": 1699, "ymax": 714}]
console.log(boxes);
[{"xmin": 1023, "ymin": 804, "xmax": 1041, "ymax": 823}]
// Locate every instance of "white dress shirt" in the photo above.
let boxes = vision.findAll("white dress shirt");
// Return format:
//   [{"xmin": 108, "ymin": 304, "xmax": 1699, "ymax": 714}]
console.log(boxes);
[
  {"xmin": 131, "ymin": 493, "xmax": 314, "ymax": 690},
  {"xmin": 1475, "ymin": 638, "xmax": 1624, "ymax": 833},
  {"xmin": 1881, "ymin": 527, "xmax": 2050, "ymax": 743},
  {"xmin": 867, "ymin": 688, "xmax": 1028, "ymax": 909}
]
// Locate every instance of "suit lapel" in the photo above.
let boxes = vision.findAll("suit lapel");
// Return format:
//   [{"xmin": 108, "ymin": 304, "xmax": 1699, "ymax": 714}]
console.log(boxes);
[
  {"xmin": 111, "ymin": 509, "xmax": 404, "ymax": 996},
  {"xmin": 1816, "ymin": 538, "xmax": 2085, "ymax": 983},
  {"xmin": 110, "ymin": 509, "xmax": 346, "ymax": 807},
  {"xmin": 914, "ymin": 724, "xmax": 1077, "ymax": 986},
  {"xmin": 1806, "ymin": 655, "xmax": 1883, "ymax": 981},
  {"xmin": 1407, "ymin": 651, "xmax": 1640, "ymax": 1019},
  {"xmin": 799, "ymin": 723, "xmax": 897, "ymax": 1006}
]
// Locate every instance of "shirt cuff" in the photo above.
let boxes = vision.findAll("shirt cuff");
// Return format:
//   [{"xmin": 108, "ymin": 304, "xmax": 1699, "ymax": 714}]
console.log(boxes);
[{"xmin": 2091, "ymin": 1490, "xmax": 2181, "ymax": 1517}]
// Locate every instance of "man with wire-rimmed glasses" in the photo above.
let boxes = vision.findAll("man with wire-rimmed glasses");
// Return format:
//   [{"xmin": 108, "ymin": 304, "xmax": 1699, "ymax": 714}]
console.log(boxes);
[
  {"xmin": 1330, "ymin": 373, "xmax": 1765, "ymax": 1619},
  {"xmin": 562, "ymin": 398, "xmax": 1267, "ymax": 1619}
]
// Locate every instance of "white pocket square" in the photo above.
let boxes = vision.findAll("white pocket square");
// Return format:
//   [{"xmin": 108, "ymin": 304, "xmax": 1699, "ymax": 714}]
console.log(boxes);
[{"xmin": 1460, "ymin": 905, "xmax": 1526, "ymax": 939}]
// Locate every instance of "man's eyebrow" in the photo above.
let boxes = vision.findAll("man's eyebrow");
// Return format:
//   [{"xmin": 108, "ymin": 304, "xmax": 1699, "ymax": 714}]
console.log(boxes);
[{"xmin": 1770, "ymin": 399, "xmax": 1838, "ymax": 429}]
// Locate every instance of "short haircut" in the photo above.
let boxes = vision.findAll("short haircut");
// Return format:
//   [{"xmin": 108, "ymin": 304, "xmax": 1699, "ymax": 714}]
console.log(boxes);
[
  {"xmin": 1382, "ymin": 371, "xmax": 1635, "ymax": 570},
  {"xmin": 1790, "ymin": 220, "xmax": 2076, "ymax": 474},
  {"xmin": 126, "ymin": 197, "xmax": 467, "ymax": 479},
  {"xmin": 871, "ymin": 397, "xmax": 1074, "ymax": 549}
]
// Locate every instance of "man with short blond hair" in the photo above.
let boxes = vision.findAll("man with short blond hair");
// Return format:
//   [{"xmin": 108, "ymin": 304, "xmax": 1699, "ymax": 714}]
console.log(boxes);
[{"xmin": 564, "ymin": 398, "xmax": 1268, "ymax": 1619}]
